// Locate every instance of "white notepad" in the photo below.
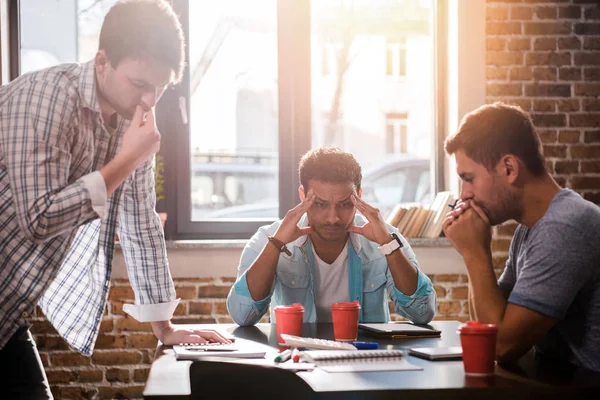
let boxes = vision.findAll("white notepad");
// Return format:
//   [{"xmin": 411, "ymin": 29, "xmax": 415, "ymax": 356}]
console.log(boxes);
[
  {"xmin": 302, "ymin": 349, "xmax": 423, "ymax": 373},
  {"xmin": 172, "ymin": 342, "xmax": 266, "ymax": 360}
]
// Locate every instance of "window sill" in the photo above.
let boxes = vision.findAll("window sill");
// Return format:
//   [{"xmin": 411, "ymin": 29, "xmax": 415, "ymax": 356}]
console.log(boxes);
[{"xmin": 111, "ymin": 237, "xmax": 463, "ymax": 279}]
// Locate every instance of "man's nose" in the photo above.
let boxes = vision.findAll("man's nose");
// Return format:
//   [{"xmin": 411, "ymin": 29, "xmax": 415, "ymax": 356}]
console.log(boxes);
[
  {"xmin": 141, "ymin": 90, "xmax": 158, "ymax": 109},
  {"xmin": 460, "ymin": 184, "xmax": 473, "ymax": 201},
  {"xmin": 325, "ymin": 206, "xmax": 340, "ymax": 224}
]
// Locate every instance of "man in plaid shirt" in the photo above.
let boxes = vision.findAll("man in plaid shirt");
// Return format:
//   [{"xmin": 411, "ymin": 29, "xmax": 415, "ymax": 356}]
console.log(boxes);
[{"xmin": 0, "ymin": 1, "xmax": 229, "ymax": 397}]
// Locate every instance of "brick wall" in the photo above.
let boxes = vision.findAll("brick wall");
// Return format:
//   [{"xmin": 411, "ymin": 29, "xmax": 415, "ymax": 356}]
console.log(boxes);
[{"xmin": 30, "ymin": 0, "xmax": 600, "ymax": 398}]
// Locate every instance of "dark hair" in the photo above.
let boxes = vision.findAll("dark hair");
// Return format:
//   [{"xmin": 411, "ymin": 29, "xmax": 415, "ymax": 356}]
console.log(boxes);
[
  {"xmin": 99, "ymin": 0, "xmax": 185, "ymax": 83},
  {"xmin": 445, "ymin": 102, "xmax": 546, "ymax": 176},
  {"xmin": 299, "ymin": 147, "xmax": 362, "ymax": 191}
]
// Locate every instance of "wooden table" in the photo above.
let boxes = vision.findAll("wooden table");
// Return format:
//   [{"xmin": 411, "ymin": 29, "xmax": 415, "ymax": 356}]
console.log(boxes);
[{"xmin": 143, "ymin": 321, "xmax": 600, "ymax": 399}]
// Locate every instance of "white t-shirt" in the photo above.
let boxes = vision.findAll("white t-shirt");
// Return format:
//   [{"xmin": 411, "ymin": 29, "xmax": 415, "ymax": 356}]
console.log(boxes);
[{"xmin": 313, "ymin": 242, "xmax": 350, "ymax": 322}]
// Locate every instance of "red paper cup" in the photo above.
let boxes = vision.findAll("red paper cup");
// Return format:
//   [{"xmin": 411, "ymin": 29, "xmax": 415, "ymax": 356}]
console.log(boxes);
[
  {"xmin": 331, "ymin": 300, "xmax": 361, "ymax": 341},
  {"xmin": 274, "ymin": 303, "xmax": 305, "ymax": 346},
  {"xmin": 457, "ymin": 321, "xmax": 498, "ymax": 376}
]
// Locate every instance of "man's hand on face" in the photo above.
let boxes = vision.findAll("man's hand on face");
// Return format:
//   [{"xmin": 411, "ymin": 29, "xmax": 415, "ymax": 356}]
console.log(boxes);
[
  {"xmin": 120, "ymin": 105, "xmax": 161, "ymax": 167},
  {"xmin": 442, "ymin": 200, "xmax": 492, "ymax": 260},
  {"xmin": 272, "ymin": 190, "xmax": 316, "ymax": 243},
  {"xmin": 346, "ymin": 192, "xmax": 391, "ymax": 245}
]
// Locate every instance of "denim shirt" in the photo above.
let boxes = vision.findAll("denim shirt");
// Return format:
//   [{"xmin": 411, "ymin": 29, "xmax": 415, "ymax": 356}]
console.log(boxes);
[{"xmin": 227, "ymin": 214, "xmax": 436, "ymax": 326}]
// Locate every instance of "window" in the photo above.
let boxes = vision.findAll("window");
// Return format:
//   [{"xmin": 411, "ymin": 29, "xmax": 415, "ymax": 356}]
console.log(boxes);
[
  {"xmin": 169, "ymin": 0, "xmax": 445, "ymax": 238},
  {"xmin": 386, "ymin": 113, "xmax": 409, "ymax": 154},
  {"xmin": 386, "ymin": 38, "xmax": 407, "ymax": 78},
  {"xmin": 9, "ymin": 0, "xmax": 449, "ymax": 240}
]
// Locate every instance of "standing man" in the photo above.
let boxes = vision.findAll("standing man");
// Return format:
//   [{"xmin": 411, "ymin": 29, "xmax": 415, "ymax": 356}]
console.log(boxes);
[
  {"xmin": 227, "ymin": 147, "xmax": 435, "ymax": 326},
  {"xmin": 0, "ymin": 1, "xmax": 228, "ymax": 397},
  {"xmin": 443, "ymin": 102, "xmax": 600, "ymax": 371}
]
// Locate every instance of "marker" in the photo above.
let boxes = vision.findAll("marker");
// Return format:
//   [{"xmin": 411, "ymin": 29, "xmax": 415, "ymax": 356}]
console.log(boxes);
[
  {"xmin": 292, "ymin": 348, "xmax": 301, "ymax": 363},
  {"xmin": 274, "ymin": 349, "xmax": 292, "ymax": 364},
  {"xmin": 447, "ymin": 200, "xmax": 458, "ymax": 209},
  {"xmin": 349, "ymin": 341, "xmax": 379, "ymax": 350}
]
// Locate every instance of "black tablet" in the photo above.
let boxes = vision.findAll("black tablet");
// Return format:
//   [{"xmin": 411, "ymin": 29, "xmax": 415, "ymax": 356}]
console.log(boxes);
[{"xmin": 358, "ymin": 322, "xmax": 441, "ymax": 338}]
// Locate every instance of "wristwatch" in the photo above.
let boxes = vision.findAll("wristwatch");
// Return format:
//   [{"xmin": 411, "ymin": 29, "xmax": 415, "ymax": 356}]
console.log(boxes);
[{"xmin": 377, "ymin": 233, "xmax": 404, "ymax": 256}]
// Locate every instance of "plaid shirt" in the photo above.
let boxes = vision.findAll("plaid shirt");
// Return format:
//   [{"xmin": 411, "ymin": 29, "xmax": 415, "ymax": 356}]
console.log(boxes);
[{"xmin": 0, "ymin": 61, "xmax": 178, "ymax": 355}]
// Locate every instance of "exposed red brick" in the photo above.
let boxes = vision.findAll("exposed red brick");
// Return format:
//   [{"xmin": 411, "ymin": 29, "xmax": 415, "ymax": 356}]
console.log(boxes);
[
  {"xmin": 50, "ymin": 353, "xmax": 91, "ymax": 367},
  {"xmin": 510, "ymin": 67, "xmax": 532, "ymax": 81},
  {"xmin": 582, "ymin": 99, "xmax": 600, "ymax": 112},
  {"xmin": 584, "ymin": 68, "xmax": 600, "ymax": 81},
  {"xmin": 535, "ymin": 6, "xmax": 558, "ymax": 20},
  {"xmin": 134, "ymin": 367, "xmax": 151, "ymax": 382},
  {"xmin": 581, "ymin": 161, "xmax": 600, "ymax": 173},
  {"xmin": 558, "ymin": 6, "xmax": 581, "ymax": 20},
  {"xmin": 583, "ymin": 192, "xmax": 600, "ymax": 205},
  {"xmin": 487, "ymin": 22, "xmax": 522, "ymax": 35},
  {"xmin": 487, "ymin": 51, "xmax": 524, "ymax": 66},
  {"xmin": 127, "ymin": 334, "xmax": 158, "ymax": 349},
  {"xmin": 543, "ymin": 144, "xmax": 568, "ymax": 158},
  {"xmin": 533, "ymin": 37, "xmax": 556, "ymax": 51},
  {"xmin": 570, "ymin": 114, "xmax": 600, "ymax": 128},
  {"xmin": 533, "ymin": 100, "xmax": 556, "ymax": 112},
  {"xmin": 532, "ymin": 113, "xmax": 566, "ymax": 127},
  {"xmin": 434, "ymin": 274, "xmax": 460, "ymax": 283},
  {"xmin": 94, "ymin": 334, "xmax": 127, "ymax": 349},
  {"xmin": 570, "ymin": 145, "xmax": 600, "ymax": 159},
  {"xmin": 572, "ymin": 177, "xmax": 600, "ymax": 190},
  {"xmin": 525, "ymin": 84, "xmax": 570, "ymax": 97},
  {"xmin": 584, "ymin": 131, "xmax": 600, "ymax": 143},
  {"xmin": 558, "ymin": 99, "xmax": 580, "ymax": 112},
  {"xmin": 487, "ymin": 6, "xmax": 509, "ymax": 20},
  {"xmin": 496, "ymin": 222, "xmax": 518, "ymax": 236},
  {"xmin": 508, "ymin": 37, "xmax": 531, "ymax": 51},
  {"xmin": 92, "ymin": 350, "xmax": 142, "ymax": 365},
  {"xmin": 575, "ymin": 53, "xmax": 600, "ymax": 66},
  {"xmin": 114, "ymin": 317, "xmax": 152, "ymax": 332},
  {"xmin": 487, "ymin": 83, "xmax": 522, "ymax": 96},
  {"xmin": 58, "ymin": 387, "xmax": 98, "ymax": 400},
  {"xmin": 533, "ymin": 67, "xmax": 558, "ymax": 81},
  {"xmin": 488, "ymin": 67, "xmax": 509, "ymax": 80},
  {"xmin": 437, "ymin": 301, "xmax": 462, "ymax": 315},
  {"xmin": 524, "ymin": 22, "xmax": 571, "ymax": 35},
  {"xmin": 109, "ymin": 286, "xmax": 134, "ymax": 300},
  {"xmin": 78, "ymin": 370, "xmax": 104, "ymax": 383},
  {"xmin": 45, "ymin": 370, "xmax": 76, "ymax": 384},
  {"xmin": 558, "ymin": 36, "xmax": 581, "ymax": 50},
  {"xmin": 434, "ymin": 286, "xmax": 447, "ymax": 299},
  {"xmin": 106, "ymin": 368, "xmax": 131, "ymax": 383},
  {"xmin": 97, "ymin": 386, "xmax": 145, "ymax": 399},
  {"xmin": 525, "ymin": 52, "xmax": 571, "ymax": 67},
  {"xmin": 558, "ymin": 130, "xmax": 581, "ymax": 143},
  {"xmin": 452, "ymin": 286, "xmax": 469, "ymax": 300},
  {"xmin": 559, "ymin": 67, "xmax": 582, "ymax": 81},
  {"xmin": 197, "ymin": 285, "xmax": 231, "ymax": 298},
  {"xmin": 189, "ymin": 301, "xmax": 213, "ymax": 315},
  {"xmin": 510, "ymin": 7, "xmax": 534, "ymax": 20},
  {"xmin": 574, "ymin": 23, "xmax": 600, "ymax": 35},
  {"xmin": 214, "ymin": 301, "xmax": 229, "ymax": 315},
  {"xmin": 554, "ymin": 160, "xmax": 580, "ymax": 174},
  {"xmin": 175, "ymin": 286, "xmax": 197, "ymax": 299},
  {"xmin": 537, "ymin": 130, "xmax": 558, "ymax": 143},
  {"xmin": 574, "ymin": 84, "xmax": 600, "ymax": 97}
]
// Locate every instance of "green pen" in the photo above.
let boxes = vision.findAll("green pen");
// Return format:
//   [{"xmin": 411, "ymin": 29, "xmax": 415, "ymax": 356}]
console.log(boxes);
[{"xmin": 274, "ymin": 349, "xmax": 292, "ymax": 363}]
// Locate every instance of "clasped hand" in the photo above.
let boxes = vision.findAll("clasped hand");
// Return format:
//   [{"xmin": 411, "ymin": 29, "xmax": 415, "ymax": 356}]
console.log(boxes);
[{"xmin": 442, "ymin": 200, "xmax": 492, "ymax": 259}]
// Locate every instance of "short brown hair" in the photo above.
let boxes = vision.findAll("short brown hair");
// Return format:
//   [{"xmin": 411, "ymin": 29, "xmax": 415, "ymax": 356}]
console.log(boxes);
[
  {"xmin": 299, "ymin": 147, "xmax": 362, "ymax": 191},
  {"xmin": 445, "ymin": 102, "xmax": 546, "ymax": 176},
  {"xmin": 99, "ymin": 0, "xmax": 185, "ymax": 83}
]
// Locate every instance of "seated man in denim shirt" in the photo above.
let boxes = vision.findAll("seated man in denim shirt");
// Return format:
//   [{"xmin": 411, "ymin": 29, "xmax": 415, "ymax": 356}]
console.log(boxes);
[{"xmin": 227, "ymin": 148, "xmax": 436, "ymax": 325}]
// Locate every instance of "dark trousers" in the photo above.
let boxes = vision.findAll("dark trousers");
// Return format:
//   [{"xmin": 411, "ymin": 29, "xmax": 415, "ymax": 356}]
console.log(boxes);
[{"xmin": 0, "ymin": 324, "xmax": 53, "ymax": 399}]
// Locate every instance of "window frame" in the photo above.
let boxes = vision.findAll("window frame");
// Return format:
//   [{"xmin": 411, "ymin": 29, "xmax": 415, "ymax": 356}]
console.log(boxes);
[{"xmin": 165, "ymin": 0, "xmax": 448, "ymax": 240}]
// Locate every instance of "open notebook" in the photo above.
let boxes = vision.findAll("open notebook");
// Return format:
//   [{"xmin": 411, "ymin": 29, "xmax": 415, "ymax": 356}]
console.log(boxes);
[{"xmin": 301, "ymin": 349, "xmax": 423, "ymax": 373}]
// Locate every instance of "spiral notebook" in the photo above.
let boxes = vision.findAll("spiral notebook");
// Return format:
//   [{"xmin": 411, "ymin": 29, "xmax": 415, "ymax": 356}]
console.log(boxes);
[{"xmin": 301, "ymin": 349, "xmax": 423, "ymax": 373}]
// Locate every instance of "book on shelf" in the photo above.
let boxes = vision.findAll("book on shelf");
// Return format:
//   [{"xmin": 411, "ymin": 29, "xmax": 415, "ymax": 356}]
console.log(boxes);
[{"xmin": 385, "ymin": 192, "xmax": 457, "ymax": 238}]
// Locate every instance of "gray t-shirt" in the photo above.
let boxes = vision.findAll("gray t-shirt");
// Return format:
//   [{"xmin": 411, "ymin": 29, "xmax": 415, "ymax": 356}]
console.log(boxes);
[{"xmin": 498, "ymin": 189, "xmax": 600, "ymax": 371}]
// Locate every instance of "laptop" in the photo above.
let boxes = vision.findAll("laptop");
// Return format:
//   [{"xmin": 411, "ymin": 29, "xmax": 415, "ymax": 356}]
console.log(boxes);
[
  {"xmin": 172, "ymin": 342, "xmax": 266, "ymax": 360},
  {"xmin": 358, "ymin": 322, "xmax": 441, "ymax": 339}
]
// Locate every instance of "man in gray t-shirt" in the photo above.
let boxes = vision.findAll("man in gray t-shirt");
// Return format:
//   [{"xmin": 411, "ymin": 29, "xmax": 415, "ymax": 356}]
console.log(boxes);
[
  {"xmin": 498, "ymin": 190, "xmax": 600, "ymax": 371},
  {"xmin": 442, "ymin": 102, "xmax": 600, "ymax": 371}
]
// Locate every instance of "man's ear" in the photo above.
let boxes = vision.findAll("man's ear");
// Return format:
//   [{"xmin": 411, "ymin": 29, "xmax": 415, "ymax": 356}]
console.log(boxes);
[
  {"xmin": 357, "ymin": 187, "xmax": 363, "ymax": 198},
  {"xmin": 95, "ymin": 50, "xmax": 109, "ymax": 75},
  {"xmin": 298, "ymin": 185, "xmax": 306, "ymax": 201},
  {"xmin": 500, "ymin": 155, "xmax": 520, "ymax": 184}
]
